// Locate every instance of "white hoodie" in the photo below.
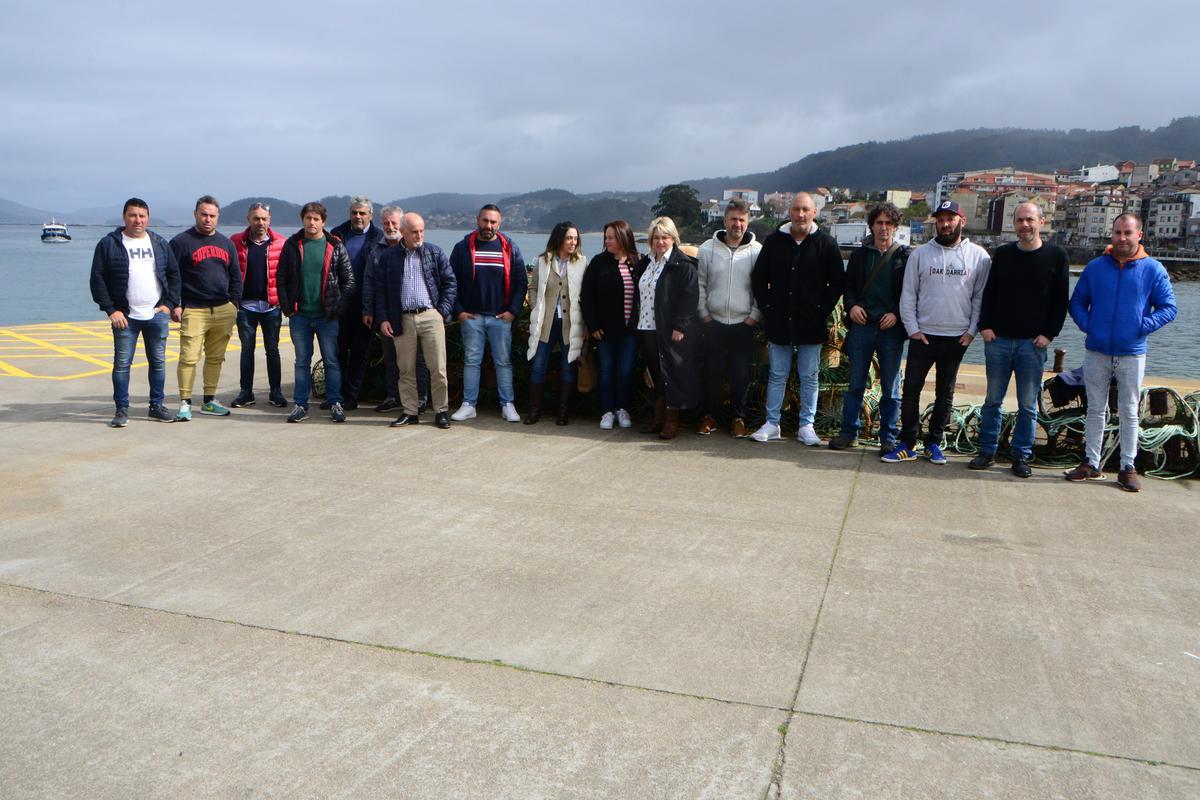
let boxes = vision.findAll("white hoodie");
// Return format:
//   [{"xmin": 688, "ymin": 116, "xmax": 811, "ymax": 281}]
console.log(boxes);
[{"xmin": 899, "ymin": 237, "xmax": 991, "ymax": 337}]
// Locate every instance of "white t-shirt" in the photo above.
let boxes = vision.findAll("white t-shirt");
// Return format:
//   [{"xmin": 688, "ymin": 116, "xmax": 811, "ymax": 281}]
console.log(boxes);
[{"xmin": 123, "ymin": 234, "xmax": 162, "ymax": 320}]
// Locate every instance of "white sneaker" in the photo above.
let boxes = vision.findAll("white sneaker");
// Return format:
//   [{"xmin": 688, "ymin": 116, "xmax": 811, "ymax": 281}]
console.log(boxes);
[
  {"xmin": 796, "ymin": 424, "xmax": 822, "ymax": 446},
  {"xmin": 451, "ymin": 403, "xmax": 476, "ymax": 421},
  {"xmin": 501, "ymin": 402, "xmax": 520, "ymax": 423},
  {"xmin": 750, "ymin": 421, "xmax": 781, "ymax": 442},
  {"xmin": 616, "ymin": 408, "xmax": 632, "ymax": 428},
  {"xmin": 599, "ymin": 411, "xmax": 614, "ymax": 430}
]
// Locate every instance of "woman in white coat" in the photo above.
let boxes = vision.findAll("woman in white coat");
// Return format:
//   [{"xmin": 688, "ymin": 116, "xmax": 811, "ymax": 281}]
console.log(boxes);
[{"xmin": 524, "ymin": 221, "xmax": 587, "ymax": 425}]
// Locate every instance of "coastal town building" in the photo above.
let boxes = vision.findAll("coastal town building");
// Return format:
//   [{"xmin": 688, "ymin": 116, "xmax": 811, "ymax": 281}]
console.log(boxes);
[{"xmin": 986, "ymin": 192, "xmax": 1054, "ymax": 236}]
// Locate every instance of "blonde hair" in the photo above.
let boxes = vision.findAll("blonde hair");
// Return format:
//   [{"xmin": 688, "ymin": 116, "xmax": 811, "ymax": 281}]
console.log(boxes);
[{"xmin": 647, "ymin": 216, "xmax": 681, "ymax": 246}]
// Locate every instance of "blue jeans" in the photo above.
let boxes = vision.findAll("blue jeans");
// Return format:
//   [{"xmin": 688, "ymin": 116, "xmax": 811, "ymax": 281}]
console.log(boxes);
[
  {"xmin": 1083, "ymin": 349, "xmax": 1144, "ymax": 470},
  {"xmin": 979, "ymin": 336, "xmax": 1047, "ymax": 458},
  {"xmin": 112, "ymin": 312, "xmax": 169, "ymax": 408},
  {"xmin": 236, "ymin": 307, "xmax": 282, "ymax": 394},
  {"xmin": 289, "ymin": 314, "xmax": 342, "ymax": 407},
  {"xmin": 529, "ymin": 316, "xmax": 574, "ymax": 385},
  {"xmin": 839, "ymin": 322, "xmax": 905, "ymax": 442},
  {"xmin": 460, "ymin": 314, "xmax": 514, "ymax": 405},
  {"xmin": 596, "ymin": 334, "xmax": 637, "ymax": 414},
  {"xmin": 765, "ymin": 342, "xmax": 822, "ymax": 427}
]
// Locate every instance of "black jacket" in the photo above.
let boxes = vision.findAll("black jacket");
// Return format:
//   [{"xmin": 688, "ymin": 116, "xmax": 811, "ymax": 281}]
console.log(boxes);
[
  {"xmin": 843, "ymin": 242, "xmax": 911, "ymax": 334},
  {"xmin": 276, "ymin": 231, "xmax": 355, "ymax": 320},
  {"xmin": 373, "ymin": 242, "xmax": 458, "ymax": 332},
  {"xmin": 90, "ymin": 228, "xmax": 180, "ymax": 315},
  {"xmin": 633, "ymin": 247, "xmax": 700, "ymax": 409},
  {"xmin": 580, "ymin": 251, "xmax": 638, "ymax": 342},
  {"xmin": 751, "ymin": 224, "xmax": 845, "ymax": 346}
]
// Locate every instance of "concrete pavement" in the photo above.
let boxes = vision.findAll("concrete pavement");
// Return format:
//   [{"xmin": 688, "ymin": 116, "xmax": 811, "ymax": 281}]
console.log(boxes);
[{"xmin": 0, "ymin": 325, "xmax": 1197, "ymax": 799}]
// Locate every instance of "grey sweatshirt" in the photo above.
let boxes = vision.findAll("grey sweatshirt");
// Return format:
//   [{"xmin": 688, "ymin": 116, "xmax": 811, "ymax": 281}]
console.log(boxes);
[
  {"xmin": 899, "ymin": 237, "xmax": 991, "ymax": 337},
  {"xmin": 697, "ymin": 230, "xmax": 762, "ymax": 324}
]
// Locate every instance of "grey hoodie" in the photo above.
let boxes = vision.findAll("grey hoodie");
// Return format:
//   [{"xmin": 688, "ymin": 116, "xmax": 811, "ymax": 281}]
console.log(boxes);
[
  {"xmin": 899, "ymin": 237, "xmax": 991, "ymax": 337},
  {"xmin": 697, "ymin": 230, "xmax": 762, "ymax": 324}
]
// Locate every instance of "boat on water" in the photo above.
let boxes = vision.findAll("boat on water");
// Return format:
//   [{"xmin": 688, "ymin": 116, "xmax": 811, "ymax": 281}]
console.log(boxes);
[{"xmin": 41, "ymin": 220, "xmax": 71, "ymax": 243}]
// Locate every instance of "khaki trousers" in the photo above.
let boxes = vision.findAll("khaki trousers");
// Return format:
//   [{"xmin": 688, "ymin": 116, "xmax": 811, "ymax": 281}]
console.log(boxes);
[
  {"xmin": 393, "ymin": 309, "xmax": 448, "ymax": 414},
  {"xmin": 178, "ymin": 303, "xmax": 237, "ymax": 399}
]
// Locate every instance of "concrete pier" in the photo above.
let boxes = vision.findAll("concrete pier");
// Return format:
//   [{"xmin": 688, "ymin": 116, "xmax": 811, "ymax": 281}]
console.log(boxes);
[{"xmin": 1, "ymin": 321, "xmax": 1196, "ymax": 798}]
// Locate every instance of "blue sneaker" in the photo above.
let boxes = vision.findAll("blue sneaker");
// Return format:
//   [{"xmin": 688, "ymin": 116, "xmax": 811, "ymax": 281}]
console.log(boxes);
[
  {"xmin": 200, "ymin": 399, "xmax": 231, "ymax": 416},
  {"xmin": 174, "ymin": 400, "xmax": 192, "ymax": 422},
  {"xmin": 925, "ymin": 443, "xmax": 947, "ymax": 465},
  {"xmin": 880, "ymin": 444, "xmax": 918, "ymax": 463}
]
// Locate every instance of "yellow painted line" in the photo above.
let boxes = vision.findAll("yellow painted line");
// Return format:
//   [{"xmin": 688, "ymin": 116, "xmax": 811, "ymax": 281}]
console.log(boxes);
[
  {"xmin": 0, "ymin": 328, "xmax": 114, "ymax": 368},
  {"xmin": 0, "ymin": 359, "xmax": 33, "ymax": 377}
]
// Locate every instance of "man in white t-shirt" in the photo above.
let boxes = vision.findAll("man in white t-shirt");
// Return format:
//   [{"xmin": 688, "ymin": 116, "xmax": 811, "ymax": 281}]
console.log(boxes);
[{"xmin": 89, "ymin": 198, "xmax": 182, "ymax": 427}]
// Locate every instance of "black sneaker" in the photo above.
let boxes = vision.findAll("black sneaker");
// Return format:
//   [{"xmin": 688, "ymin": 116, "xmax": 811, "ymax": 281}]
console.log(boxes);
[
  {"xmin": 230, "ymin": 392, "xmax": 256, "ymax": 408},
  {"xmin": 828, "ymin": 433, "xmax": 858, "ymax": 450},
  {"xmin": 287, "ymin": 404, "xmax": 308, "ymax": 423},
  {"xmin": 110, "ymin": 408, "xmax": 128, "ymax": 428},
  {"xmin": 375, "ymin": 397, "xmax": 401, "ymax": 413},
  {"xmin": 1010, "ymin": 454, "xmax": 1032, "ymax": 479},
  {"xmin": 968, "ymin": 453, "xmax": 995, "ymax": 470},
  {"xmin": 267, "ymin": 392, "xmax": 287, "ymax": 408},
  {"xmin": 342, "ymin": 398, "xmax": 358, "ymax": 411},
  {"xmin": 319, "ymin": 400, "xmax": 333, "ymax": 410},
  {"xmin": 390, "ymin": 413, "xmax": 420, "ymax": 427},
  {"xmin": 434, "ymin": 411, "xmax": 450, "ymax": 429},
  {"xmin": 148, "ymin": 403, "xmax": 175, "ymax": 422},
  {"xmin": 330, "ymin": 402, "xmax": 346, "ymax": 423}
]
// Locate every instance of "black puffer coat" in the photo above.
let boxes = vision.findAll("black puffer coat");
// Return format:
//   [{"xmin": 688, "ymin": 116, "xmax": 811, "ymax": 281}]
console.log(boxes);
[{"xmin": 277, "ymin": 231, "xmax": 355, "ymax": 320}]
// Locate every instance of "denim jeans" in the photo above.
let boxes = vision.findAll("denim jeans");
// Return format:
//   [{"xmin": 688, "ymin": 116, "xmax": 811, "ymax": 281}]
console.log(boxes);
[
  {"xmin": 236, "ymin": 307, "xmax": 282, "ymax": 394},
  {"xmin": 839, "ymin": 322, "xmax": 906, "ymax": 443},
  {"xmin": 899, "ymin": 335, "xmax": 968, "ymax": 448},
  {"xmin": 460, "ymin": 314, "xmax": 514, "ymax": 405},
  {"xmin": 703, "ymin": 320, "xmax": 755, "ymax": 419},
  {"xmin": 1082, "ymin": 349, "xmax": 1144, "ymax": 470},
  {"xmin": 978, "ymin": 336, "xmax": 1047, "ymax": 458},
  {"xmin": 112, "ymin": 311, "xmax": 169, "ymax": 408},
  {"xmin": 529, "ymin": 315, "xmax": 574, "ymax": 385},
  {"xmin": 765, "ymin": 342, "xmax": 822, "ymax": 427},
  {"xmin": 596, "ymin": 334, "xmax": 637, "ymax": 414},
  {"xmin": 289, "ymin": 314, "xmax": 342, "ymax": 407}
]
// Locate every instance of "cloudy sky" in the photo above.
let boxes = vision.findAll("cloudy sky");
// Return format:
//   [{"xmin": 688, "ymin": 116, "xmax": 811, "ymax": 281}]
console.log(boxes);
[{"xmin": 2, "ymin": 0, "xmax": 1193, "ymax": 212}]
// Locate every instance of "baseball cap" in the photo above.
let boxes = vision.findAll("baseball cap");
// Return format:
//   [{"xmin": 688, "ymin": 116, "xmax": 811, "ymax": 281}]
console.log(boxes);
[{"xmin": 933, "ymin": 200, "xmax": 965, "ymax": 219}]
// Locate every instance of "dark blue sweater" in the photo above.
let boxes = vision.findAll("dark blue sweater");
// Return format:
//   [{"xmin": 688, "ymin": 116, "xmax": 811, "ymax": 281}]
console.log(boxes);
[
  {"xmin": 449, "ymin": 232, "xmax": 527, "ymax": 316},
  {"xmin": 169, "ymin": 228, "xmax": 242, "ymax": 307}
]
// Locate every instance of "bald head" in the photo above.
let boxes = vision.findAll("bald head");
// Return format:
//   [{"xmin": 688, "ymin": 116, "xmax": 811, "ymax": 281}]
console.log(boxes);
[
  {"xmin": 788, "ymin": 192, "xmax": 817, "ymax": 240},
  {"xmin": 400, "ymin": 212, "xmax": 425, "ymax": 249}
]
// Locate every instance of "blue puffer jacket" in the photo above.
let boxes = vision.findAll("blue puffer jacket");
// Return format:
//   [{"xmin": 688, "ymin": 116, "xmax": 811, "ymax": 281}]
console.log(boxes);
[
  {"xmin": 1069, "ymin": 248, "xmax": 1177, "ymax": 356},
  {"xmin": 90, "ymin": 227, "xmax": 180, "ymax": 315}
]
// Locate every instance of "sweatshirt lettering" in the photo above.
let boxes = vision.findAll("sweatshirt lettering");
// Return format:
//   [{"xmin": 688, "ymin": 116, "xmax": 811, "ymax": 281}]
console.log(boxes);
[{"xmin": 192, "ymin": 245, "xmax": 230, "ymax": 266}]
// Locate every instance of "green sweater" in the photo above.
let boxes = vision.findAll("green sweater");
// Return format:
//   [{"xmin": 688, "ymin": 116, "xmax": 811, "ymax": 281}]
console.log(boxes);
[{"xmin": 300, "ymin": 236, "xmax": 326, "ymax": 318}]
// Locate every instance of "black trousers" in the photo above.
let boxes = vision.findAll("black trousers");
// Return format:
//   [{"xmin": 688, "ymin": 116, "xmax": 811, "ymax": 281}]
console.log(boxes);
[
  {"xmin": 703, "ymin": 319, "xmax": 754, "ymax": 419},
  {"xmin": 899, "ymin": 334, "xmax": 967, "ymax": 448},
  {"xmin": 338, "ymin": 311, "xmax": 373, "ymax": 402}
]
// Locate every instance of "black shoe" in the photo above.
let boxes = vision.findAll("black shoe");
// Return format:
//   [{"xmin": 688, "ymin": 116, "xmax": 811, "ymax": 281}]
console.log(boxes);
[
  {"xmin": 230, "ymin": 392, "xmax": 256, "ymax": 408},
  {"xmin": 375, "ymin": 397, "xmax": 401, "ymax": 413},
  {"xmin": 267, "ymin": 392, "xmax": 287, "ymax": 408},
  {"xmin": 390, "ymin": 413, "xmax": 420, "ymax": 427},
  {"xmin": 343, "ymin": 398, "xmax": 358, "ymax": 411},
  {"xmin": 1010, "ymin": 454, "xmax": 1032, "ymax": 479},
  {"xmin": 147, "ymin": 403, "xmax": 174, "ymax": 422},
  {"xmin": 968, "ymin": 453, "xmax": 995, "ymax": 470},
  {"xmin": 330, "ymin": 402, "xmax": 346, "ymax": 423},
  {"xmin": 287, "ymin": 404, "xmax": 308, "ymax": 423},
  {"xmin": 828, "ymin": 433, "xmax": 858, "ymax": 450},
  {"xmin": 434, "ymin": 411, "xmax": 450, "ymax": 429},
  {"xmin": 110, "ymin": 407, "xmax": 128, "ymax": 428},
  {"xmin": 319, "ymin": 400, "xmax": 333, "ymax": 410}
]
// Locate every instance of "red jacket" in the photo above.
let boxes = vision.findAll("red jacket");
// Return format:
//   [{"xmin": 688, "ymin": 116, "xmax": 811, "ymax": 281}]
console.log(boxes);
[{"xmin": 231, "ymin": 227, "xmax": 286, "ymax": 306}]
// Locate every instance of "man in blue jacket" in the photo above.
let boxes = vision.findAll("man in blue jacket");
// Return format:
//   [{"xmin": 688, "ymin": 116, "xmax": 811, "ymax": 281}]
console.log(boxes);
[
  {"xmin": 448, "ymin": 204, "xmax": 527, "ymax": 422},
  {"xmin": 89, "ymin": 198, "xmax": 181, "ymax": 427},
  {"xmin": 1065, "ymin": 213, "xmax": 1177, "ymax": 492},
  {"xmin": 330, "ymin": 196, "xmax": 382, "ymax": 409}
]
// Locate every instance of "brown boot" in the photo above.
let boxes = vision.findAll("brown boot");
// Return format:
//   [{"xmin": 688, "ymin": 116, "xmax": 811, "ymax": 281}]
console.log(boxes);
[
  {"xmin": 659, "ymin": 409, "xmax": 680, "ymax": 440},
  {"xmin": 642, "ymin": 397, "xmax": 666, "ymax": 434},
  {"xmin": 556, "ymin": 381, "xmax": 573, "ymax": 426},
  {"xmin": 523, "ymin": 383, "xmax": 543, "ymax": 424}
]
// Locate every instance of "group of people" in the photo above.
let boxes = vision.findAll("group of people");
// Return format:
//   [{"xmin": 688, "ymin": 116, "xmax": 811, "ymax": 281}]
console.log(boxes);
[{"xmin": 90, "ymin": 192, "xmax": 1177, "ymax": 491}]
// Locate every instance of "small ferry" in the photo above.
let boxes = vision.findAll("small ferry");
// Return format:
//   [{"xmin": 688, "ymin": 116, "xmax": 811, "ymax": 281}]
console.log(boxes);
[{"xmin": 41, "ymin": 220, "xmax": 71, "ymax": 243}]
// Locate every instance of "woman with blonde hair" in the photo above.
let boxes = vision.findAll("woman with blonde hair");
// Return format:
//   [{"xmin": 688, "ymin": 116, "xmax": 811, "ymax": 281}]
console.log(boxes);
[
  {"xmin": 524, "ymin": 221, "xmax": 587, "ymax": 424},
  {"xmin": 633, "ymin": 216, "xmax": 699, "ymax": 439}
]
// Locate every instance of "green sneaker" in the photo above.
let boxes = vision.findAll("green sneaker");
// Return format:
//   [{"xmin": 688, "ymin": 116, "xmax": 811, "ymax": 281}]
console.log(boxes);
[
  {"xmin": 200, "ymin": 399, "xmax": 231, "ymax": 416},
  {"xmin": 175, "ymin": 400, "xmax": 192, "ymax": 422}
]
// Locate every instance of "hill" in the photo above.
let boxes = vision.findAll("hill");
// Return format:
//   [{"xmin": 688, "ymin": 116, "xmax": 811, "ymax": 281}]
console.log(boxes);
[{"xmin": 683, "ymin": 116, "xmax": 1200, "ymax": 196}]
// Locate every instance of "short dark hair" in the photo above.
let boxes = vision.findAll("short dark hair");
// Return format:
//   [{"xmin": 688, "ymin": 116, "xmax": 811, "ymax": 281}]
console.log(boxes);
[
  {"xmin": 1114, "ymin": 212, "xmax": 1143, "ymax": 231},
  {"xmin": 123, "ymin": 197, "xmax": 149, "ymax": 215},
  {"xmin": 725, "ymin": 198, "xmax": 751, "ymax": 217},
  {"xmin": 867, "ymin": 202, "xmax": 902, "ymax": 228},
  {"xmin": 194, "ymin": 195, "xmax": 220, "ymax": 211},
  {"xmin": 300, "ymin": 202, "xmax": 328, "ymax": 222},
  {"xmin": 478, "ymin": 204, "xmax": 502, "ymax": 217}
]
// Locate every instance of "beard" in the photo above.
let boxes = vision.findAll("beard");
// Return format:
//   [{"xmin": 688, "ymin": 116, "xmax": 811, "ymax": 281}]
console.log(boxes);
[
  {"xmin": 934, "ymin": 220, "xmax": 964, "ymax": 246},
  {"xmin": 384, "ymin": 231, "xmax": 402, "ymax": 242}
]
